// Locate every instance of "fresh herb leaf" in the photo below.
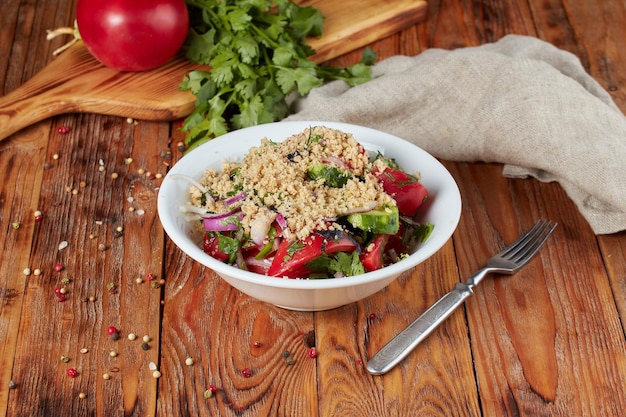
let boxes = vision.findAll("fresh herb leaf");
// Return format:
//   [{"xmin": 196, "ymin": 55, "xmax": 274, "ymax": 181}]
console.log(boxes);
[
  {"xmin": 306, "ymin": 251, "xmax": 365, "ymax": 277},
  {"xmin": 180, "ymin": 0, "xmax": 376, "ymax": 149}
]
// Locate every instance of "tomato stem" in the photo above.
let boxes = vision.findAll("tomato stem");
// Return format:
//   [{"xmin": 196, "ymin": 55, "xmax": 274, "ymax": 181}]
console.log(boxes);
[{"xmin": 46, "ymin": 20, "xmax": 81, "ymax": 56}]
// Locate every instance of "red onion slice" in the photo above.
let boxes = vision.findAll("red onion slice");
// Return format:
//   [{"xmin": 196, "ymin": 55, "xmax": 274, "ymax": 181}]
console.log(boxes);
[
  {"xmin": 223, "ymin": 192, "xmax": 247, "ymax": 206},
  {"xmin": 203, "ymin": 211, "xmax": 243, "ymax": 231}
]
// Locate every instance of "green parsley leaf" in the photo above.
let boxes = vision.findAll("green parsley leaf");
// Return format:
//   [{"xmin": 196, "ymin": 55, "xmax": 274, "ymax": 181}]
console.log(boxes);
[{"xmin": 180, "ymin": 0, "xmax": 376, "ymax": 149}]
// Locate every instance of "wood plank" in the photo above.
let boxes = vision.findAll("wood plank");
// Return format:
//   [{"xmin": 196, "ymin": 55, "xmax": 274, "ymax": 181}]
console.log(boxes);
[
  {"xmin": 448, "ymin": 163, "xmax": 626, "ymax": 416},
  {"xmin": 0, "ymin": 124, "xmax": 48, "ymax": 415},
  {"xmin": 5, "ymin": 115, "xmax": 169, "ymax": 416}
]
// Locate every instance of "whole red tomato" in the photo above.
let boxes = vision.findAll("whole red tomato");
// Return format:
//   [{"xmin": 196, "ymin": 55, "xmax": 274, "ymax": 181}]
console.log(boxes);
[{"xmin": 76, "ymin": 0, "xmax": 189, "ymax": 71}]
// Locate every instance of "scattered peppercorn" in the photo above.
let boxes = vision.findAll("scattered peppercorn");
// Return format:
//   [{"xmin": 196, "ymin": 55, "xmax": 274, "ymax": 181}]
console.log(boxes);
[
  {"xmin": 241, "ymin": 368, "xmax": 252, "ymax": 378},
  {"xmin": 142, "ymin": 335, "xmax": 151, "ymax": 343},
  {"xmin": 78, "ymin": 392, "xmax": 86, "ymax": 399},
  {"xmin": 8, "ymin": 380, "xmax": 17, "ymax": 390},
  {"xmin": 252, "ymin": 341, "xmax": 262, "ymax": 348},
  {"xmin": 57, "ymin": 126, "xmax": 70, "ymax": 134},
  {"xmin": 307, "ymin": 348, "xmax": 318, "ymax": 359},
  {"xmin": 11, "ymin": 222, "xmax": 20, "ymax": 229},
  {"xmin": 208, "ymin": 385, "xmax": 218, "ymax": 394},
  {"xmin": 285, "ymin": 357, "xmax": 295, "ymax": 366},
  {"xmin": 103, "ymin": 373, "xmax": 111, "ymax": 380},
  {"xmin": 111, "ymin": 333, "xmax": 120, "ymax": 341},
  {"xmin": 203, "ymin": 390, "xmax": 213, "ymax": 399},
  {"xmin": 185, "ymin": 357, "xmax": 194, "ymax": 366},
  {"xmin": 152, "ymin": 371, "xmax": 161, "ymax": 379},
  {"xmin": 107, "ymin": 326, "xmax": 118, "ymax": 335},
  {"xmin": 141, "ymin": 343, "xmax": 150, "ymax": 351},
  {"xmin": 60, "ymin": 355, "xmax": 70, "ymax": 363},
  {"xmin": 282, "ymin": 350, "xmax": 290, "ymax": 358},
  {"xmin": 66, "ymin": 368, "xmax": 79, "ymax": 378},
  {"xmin": 128, "ymin": 333, "xmax": 137, "ymax": 341}
]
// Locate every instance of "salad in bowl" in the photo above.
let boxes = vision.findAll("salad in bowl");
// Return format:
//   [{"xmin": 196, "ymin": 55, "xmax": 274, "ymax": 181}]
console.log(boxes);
[{"xmin": 158, "ymin": 121, "xmax": 461, "ymax": 310}]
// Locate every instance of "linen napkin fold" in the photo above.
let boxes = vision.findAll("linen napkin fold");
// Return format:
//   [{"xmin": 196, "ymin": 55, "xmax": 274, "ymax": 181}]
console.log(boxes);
[{"xmin": 285, "ymin": 35, "xmax": 626, "ymax": 235}]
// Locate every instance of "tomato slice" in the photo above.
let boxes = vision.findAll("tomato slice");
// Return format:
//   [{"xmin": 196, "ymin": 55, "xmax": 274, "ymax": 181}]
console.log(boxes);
[
  {"xmin": 203, "ymin": 233, "xmax": 230, "ymax": 262},
  {"xmin": 203, "ymin": 232, "xmax": 240, "ymax": 264},
  {"xmin": 384, "ymin": 223, "xmax": 408, "ymax": 262},
  {"xmin": 323, "ymin": 236, "xmax": 358, "ymax": 254},
  {"xmin": 374, "ymin": 167, "xmax": 428, "ymax": 217},
  {"xmin": 244, "ymin": 254, "xmax": 273, "ymax": 275},
  {"xmin": 267, "ymin": 234, "xmax": 324, "ymax": 278},
  {"xmin": 360, "ymin": 234, "xmax": 389, "ymax": 272}
]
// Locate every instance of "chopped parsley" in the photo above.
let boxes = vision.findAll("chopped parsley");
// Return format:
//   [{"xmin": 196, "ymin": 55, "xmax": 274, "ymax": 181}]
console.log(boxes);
[{"xmin": 180, "ymin": 0, "xmax": 376, "ymax": 150}]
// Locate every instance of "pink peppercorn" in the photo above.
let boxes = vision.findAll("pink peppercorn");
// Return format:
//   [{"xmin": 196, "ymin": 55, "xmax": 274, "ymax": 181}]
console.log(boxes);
[
  {"xmin": 107, "ymin": 326, "xmax": 118, "ymax": 335},
  {"xmin": 241, "ymin": 368, "xmax": 252, "ymax": 378},
  {"xmin": 57, "ymin": 126, "xmax": 70, "ymax": 134},
  {"xmin": 66, "ymin": 368, "xmax": 78, "ymax": 378},
  {"xmin": 307, "ymin": 348, "xmax": 318, "ymax": 358},
  {"xmin": 252, "ymin": 341, "xmax": 262, "ymax": 348},
  {"xmin": 145, "ymin": 273, "xmax": 155, "ymax": 281},
  {"xmin": 53, "ymin": 263, "xmax": 63, "ymax": 272}
]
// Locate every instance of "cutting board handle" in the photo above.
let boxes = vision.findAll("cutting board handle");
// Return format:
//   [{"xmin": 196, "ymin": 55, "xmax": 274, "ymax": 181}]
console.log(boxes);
[{"xmin": 0, "ymin": 41, "xmax": 201, "ymax": 143}]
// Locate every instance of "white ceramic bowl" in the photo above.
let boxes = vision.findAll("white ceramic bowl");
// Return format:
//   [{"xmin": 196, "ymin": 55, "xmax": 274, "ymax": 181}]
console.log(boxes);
[{"xmin": 158, "ymin": 121, "xmax": 461, "ymax": 311}]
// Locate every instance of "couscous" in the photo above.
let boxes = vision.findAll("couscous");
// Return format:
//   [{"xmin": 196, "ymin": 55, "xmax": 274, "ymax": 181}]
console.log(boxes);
[{"xmin": 182, "ymin": 126, "xmax": 432, "ymax": 278}]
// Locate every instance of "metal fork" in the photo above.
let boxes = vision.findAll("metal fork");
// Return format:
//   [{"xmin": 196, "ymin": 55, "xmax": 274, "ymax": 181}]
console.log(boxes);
[{"xmin": 366, "ymin": 219, "xmax": 557, "ymax": 375}]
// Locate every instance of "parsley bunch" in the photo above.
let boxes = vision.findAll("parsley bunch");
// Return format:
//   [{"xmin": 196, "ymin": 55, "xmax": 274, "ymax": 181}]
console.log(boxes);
[{"xmin": 180, "ymin": 0, "xmax": 376, "ymax": 150}]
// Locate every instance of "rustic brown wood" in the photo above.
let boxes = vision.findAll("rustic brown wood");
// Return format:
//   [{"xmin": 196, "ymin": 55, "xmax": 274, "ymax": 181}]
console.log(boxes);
[
  {"xmin": 0, "ymin": 0, "xmax": 625, "ymax": 416},
  {"xmin": 303, "ymin": 0, "xmax": 428, "ymax": 62},
  {"xmin": 0, "ymin": 0, "xmax": 428, "ymax": 143}
]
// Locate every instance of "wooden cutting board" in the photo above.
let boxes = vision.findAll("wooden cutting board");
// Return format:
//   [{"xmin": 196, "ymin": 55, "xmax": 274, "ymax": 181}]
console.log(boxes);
[{"xmin": 0, "ymin": 0, "xmax": 427, "ymax": 142}]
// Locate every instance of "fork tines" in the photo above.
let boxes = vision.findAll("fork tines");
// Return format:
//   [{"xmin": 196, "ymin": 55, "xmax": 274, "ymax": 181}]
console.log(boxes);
[{"xmin": 500, "ymin": 220, "xmax": 557, "ymax": 264}]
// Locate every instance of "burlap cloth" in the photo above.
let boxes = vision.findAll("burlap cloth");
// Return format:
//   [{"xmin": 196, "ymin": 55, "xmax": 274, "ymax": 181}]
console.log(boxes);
[{"xmin": 285, "ymin": 35, "xmax": 626, "ymax": 235}]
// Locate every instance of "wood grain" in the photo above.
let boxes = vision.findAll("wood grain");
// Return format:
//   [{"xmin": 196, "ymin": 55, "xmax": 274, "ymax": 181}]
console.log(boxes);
[{"xmin": 1, "ymin": 0, "xmax": 626, "ymax": 416}]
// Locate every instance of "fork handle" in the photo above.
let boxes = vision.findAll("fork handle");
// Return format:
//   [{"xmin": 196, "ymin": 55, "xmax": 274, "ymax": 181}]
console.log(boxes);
[{"xmin": 366, "ymin": 282, "xmax": 474, "ymax": 375}]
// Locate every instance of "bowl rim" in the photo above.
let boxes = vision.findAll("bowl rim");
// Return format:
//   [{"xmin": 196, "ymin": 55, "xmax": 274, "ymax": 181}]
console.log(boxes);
[{"xmin": 158, "ymin": 121, "xmax": 461, "ymax": 289}]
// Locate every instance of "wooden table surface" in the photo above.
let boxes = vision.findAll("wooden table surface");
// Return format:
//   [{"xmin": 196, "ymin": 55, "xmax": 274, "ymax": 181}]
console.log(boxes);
[{"xmin": 1, "ymin": 0, "xmax": 625, "ymax": 416}]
